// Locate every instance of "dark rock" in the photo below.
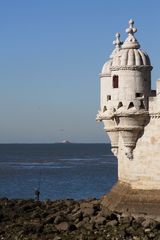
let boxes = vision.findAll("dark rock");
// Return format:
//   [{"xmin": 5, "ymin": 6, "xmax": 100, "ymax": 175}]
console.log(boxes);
[
  {"xmin": 45, "ymin": 215, "xmax": 56, "ymax": 224},
  {"xmin": 100, "ymin": 207, "xmax": 112, "ymax": 218},
  {"xmin": 43, "ymin": 224, "xmax": 55, "ymax": 234},
  {"xmin": 40, "ymin": 211, "xmax": 48, "ymax": 218},
  {"xmin": 76, "ymin": 221, "xmax": 84, "ymax": 229},
  {"xmin": 95, "ymin": 216, "xmax": 106, "ymax": 225},
  {"xmin": 53, "ymin": 236, "xmax": 62, "ymax": 240},
  {"xmin": 135, "ymin": 216, "xmax": 146, "ymax": 224},
  {"xmin": 106, "ymin": 212, "xmax": 119, "ymax": 221},
  {"xmin": 117, "ymin": 229, "xmax": 126, "ymax": 237},
  {"xmin": 84, "ymin": 222, "xmax": 95, "ymax": 231},
  {"xmin": 80, "ymin": 202, "xmax": 96, "ymax": 217},
  {"xmin": 148, "ymin": 232, "xmax": 156, "ymax": 238},
  {"xmin": 119, "ymin": 222, "xmax": 131, "ymax": 230},
  {"xmin": 82, "ymin": 207, "xmax": 95, "ymax": 217},
  {"xmin": 93, "ymin": 204, "xmax": 101, "ymax": 213},
  {"xmin": 69, "ymin": 224, "xmax": 77, "ymax": 231},
  {"xmin": 23, "ymin": 223, "xmax": 43, "ymax": 234},
  {"xmin": 125, "ymin": 226, "xmax": 137, "ymax": 236},
  {"xmin": 106, "ymin": 219, "xmax": 118, "ymax": 227},
  {"xmin": 0, "ymin": 213, "xmax": 4, "ymax": 222},
  {"xmin": 132, "ymin": 220, "xmax": 141, "ymax": 230},
  {"xmin": 141, "ymin": 218, "xmax": 156, "ymax": 228},
  {"xmin": 55, "ymin": 222, "xmax": 70, "ymax": 231},
  {"xmin": 134, "ymin": 228, "xmax": 145, "ymax": 237},
  {"xmin": 72, "ymin": 205, "xmax": 80, "ymax": 214},
  {"xmin": 72, "ymin": 210, "xmax": 83, "ymax": 221},
  {"xmin": 54, "ymin": 215, "xmax": 64, "ymax": 224},
  {"xmin": 119, "ymin": 216, "xmax": 133, "ymax": 224},
  {"xmin": 1, "ymin": 198, "xmax": 160, "ymax": 239},
  {"xmin": 155, "ymin": 222, "xmax": 160, "ymax": 230},
  {"xmin": 31, "ymin": 212, "xmax": 41, "ymax": 219},
  {"xmin": 83, "ymin": 216, "xmax": 90, "ymax": 223}
]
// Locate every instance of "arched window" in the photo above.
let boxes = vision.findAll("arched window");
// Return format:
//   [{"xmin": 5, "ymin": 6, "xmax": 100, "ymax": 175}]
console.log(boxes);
[{"xmin": 113, "ymin": 75, "xmax": 119, "ymax": 88}]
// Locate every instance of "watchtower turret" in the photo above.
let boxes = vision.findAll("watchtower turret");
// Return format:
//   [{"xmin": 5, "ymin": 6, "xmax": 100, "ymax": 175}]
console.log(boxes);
[
  {"xmin": 97, "ymin": 19, "xmax": 153, "ymax": 159},
  {"xmin": 111, "ymin": 19, "xmax": 152, "ymax": 111}
]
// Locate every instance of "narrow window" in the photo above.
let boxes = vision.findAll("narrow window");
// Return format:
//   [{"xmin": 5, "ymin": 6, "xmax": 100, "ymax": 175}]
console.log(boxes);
[
  {"xmin": 113, "ymin": 75, "xmax": 119, "ymax": 88},
  {"xmin": 107, "ymin": 95, "xmax": 111, "ymax": 101},
  {"xmin": 128, "ymin": 102, "xmax": 134, "ymax": 109},
  {"xmin": 103, "ymin": 106, "xmax": 107, "ymax": 112},
  {"xmin": 117, "ymin": 102, "xmax": 123, "ymax": 109}
]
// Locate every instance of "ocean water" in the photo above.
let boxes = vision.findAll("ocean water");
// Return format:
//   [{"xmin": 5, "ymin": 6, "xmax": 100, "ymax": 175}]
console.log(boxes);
[{"xmin": 0, "ymin": 144, "xmax": 117, "ymax": 200}]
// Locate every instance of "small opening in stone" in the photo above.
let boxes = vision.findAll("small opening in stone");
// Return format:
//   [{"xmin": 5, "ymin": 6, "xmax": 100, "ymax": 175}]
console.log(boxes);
[
  {"xmin": 103, "ymin": 106, "xmax": 107, "ymax": 112},
  {"xmin": 107, "ymin": 95, "xmax": 111, "ymax": 101},
  {"xmin": 136, "ymin": 93, "xmax": 143, "ymax": 97},
  {"xmin": 117, "ymin": 102, "xmax": 123, "ymax": 109},
  {"xmin": 113, "ymin": 75, "xmax": 119, "ymax": 88},
  {"xmin": 128, "ymin": 102, "xmax": 134, "ymax": 109},
  {"xmin": 139, "ymin": 100, "xmax": 145, "ymax": 109}
]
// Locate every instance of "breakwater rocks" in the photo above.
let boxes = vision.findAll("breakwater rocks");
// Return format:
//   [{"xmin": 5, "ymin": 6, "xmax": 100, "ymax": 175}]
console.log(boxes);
[{"xmin": 0, "ymin": 198, "xmax": 160, "ymax": 240}]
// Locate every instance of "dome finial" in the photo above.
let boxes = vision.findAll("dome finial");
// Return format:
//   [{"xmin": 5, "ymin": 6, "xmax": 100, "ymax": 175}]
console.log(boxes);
[
  {"xmin": 126, "ymin": 19, "xmax": 137, "ymax": 36},
  {"xmin": 122, "ymin": 19, "xmax": 140, "ymax": 49},
  {"xmin": 110, "ymin": 33, "xmax": 122, "ymax": 59},
  {"xmin": 113, "ymin": 33, "xmax": 123, "ymax": 49}
]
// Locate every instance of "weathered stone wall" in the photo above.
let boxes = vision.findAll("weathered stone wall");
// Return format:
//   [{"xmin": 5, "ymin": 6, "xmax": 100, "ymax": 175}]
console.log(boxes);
[{"xmin": 118, "ymin": 112, "xmax": 160, "ymax": 190}]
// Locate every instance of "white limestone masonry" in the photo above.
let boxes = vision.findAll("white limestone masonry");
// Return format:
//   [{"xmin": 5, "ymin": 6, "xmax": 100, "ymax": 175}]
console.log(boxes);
[{"xmin": 97, "ymin": 19, "xmax": 160, "ymax": 190}]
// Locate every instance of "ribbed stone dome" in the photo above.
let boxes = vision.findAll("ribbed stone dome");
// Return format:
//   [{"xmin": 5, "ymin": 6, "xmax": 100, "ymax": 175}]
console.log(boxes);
[
  {"xmin": 112, "ymin": 48, "xmax": 151, "ymax": 67},
  {"xmin": 111, "ymin": 19, "xmax": 152, "ymax": 69}
]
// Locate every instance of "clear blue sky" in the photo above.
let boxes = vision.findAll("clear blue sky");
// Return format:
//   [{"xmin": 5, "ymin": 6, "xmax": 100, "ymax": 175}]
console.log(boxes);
[{"xmin": 0, "ymin": 0, "xmax": 160, "ymax": 143}]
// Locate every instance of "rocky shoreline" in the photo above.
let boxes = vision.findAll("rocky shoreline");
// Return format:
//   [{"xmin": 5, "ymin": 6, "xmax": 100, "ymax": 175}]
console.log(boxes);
[{"xmin": 0, "ymin": 198, "xmax": 160, "ymax": 240}]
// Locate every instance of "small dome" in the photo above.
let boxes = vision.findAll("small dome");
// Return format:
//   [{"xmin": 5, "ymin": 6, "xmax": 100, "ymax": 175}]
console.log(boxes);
[
  {"xmin": 101, "ymin": 59, "xmax": 112, "ymax": 74},
  {"xmin": 101, "ymin": 33, "xmax": 122, "ymax": 75},
  {"xmin": 111, "ymin": 19, "xmax": 152, "ymax": 69},
  {"xmin": 112, "ymin": 48, "xmax": 151, "ymax": 67}
]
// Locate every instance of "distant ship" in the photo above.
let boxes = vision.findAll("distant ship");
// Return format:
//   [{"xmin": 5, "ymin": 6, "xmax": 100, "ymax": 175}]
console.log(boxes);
[{"xmin": 61, "ymin": 140, "xmax": 71, "ymax": 144}]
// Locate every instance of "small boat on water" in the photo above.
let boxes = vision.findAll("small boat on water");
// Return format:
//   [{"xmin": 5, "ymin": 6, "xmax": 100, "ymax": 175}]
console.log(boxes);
[{"xmin": 61, "ymin": 140, "xmax": 71, "ymax": 144}]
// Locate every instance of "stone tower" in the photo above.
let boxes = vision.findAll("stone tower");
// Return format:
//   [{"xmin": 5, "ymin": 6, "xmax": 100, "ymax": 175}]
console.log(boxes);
[{"xmin": 97, "ymin": 20, "xmax": 160, "ymax": 218}]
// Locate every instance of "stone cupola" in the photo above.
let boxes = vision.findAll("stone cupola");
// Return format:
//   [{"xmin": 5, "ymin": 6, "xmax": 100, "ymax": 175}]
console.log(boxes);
[
  {"xmin": 97, "ymin": 19, "xmax": 153, "ymax": 160},
  {"xmin": 110, "ymin": 19, "xmax": 152, "ymax": 111}
]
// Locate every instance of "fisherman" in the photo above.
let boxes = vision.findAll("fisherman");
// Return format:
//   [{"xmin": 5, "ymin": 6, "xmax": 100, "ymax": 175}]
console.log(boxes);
[{"xmin": 34, "ymin": 188, "xmax": 40, "ymax": 201}]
